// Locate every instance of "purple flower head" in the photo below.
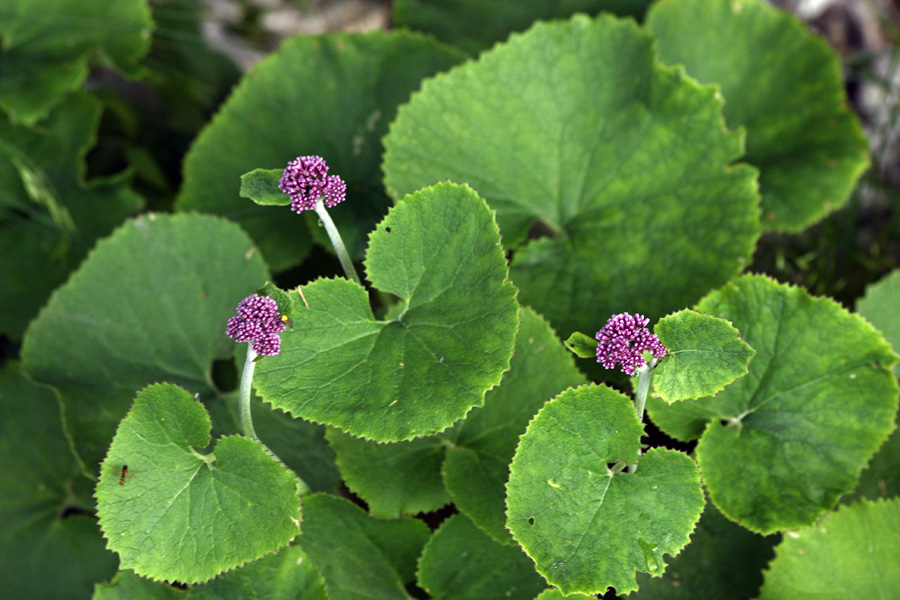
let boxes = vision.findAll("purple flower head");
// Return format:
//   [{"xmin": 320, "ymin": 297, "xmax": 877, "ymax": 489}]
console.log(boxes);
[
  {"xmin": 226, "ymin": 294, "xmax": 286, "ymax": 356},
  {"xmin": 279, "ymin": 155, "xmax": 346, "ymax": 213},
  {"xmin": 595, "ymin": 312, "xmax": 667, "ymax": 375}
]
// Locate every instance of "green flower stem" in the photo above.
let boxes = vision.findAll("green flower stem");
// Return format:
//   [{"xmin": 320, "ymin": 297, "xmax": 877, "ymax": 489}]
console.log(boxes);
[
  {"xmin": 627, "ymin": 358, "xmax": 658, "ymax": 474},
  {"xmin": 238, "ymin": 346, "xmax": 312, "ymax": 496},
  {"xmin": 314, "ymin": 198, "xmax": 362, "ymax": 286},
  {"xmin": 239, "ymin": 347, "xmax": 260, "ymax": 441}
]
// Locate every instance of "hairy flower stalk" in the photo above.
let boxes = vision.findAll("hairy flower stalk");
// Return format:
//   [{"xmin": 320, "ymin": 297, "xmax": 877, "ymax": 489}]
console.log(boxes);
[
  {"xmin": 596, "ymin": 312, "xmax": 667, "ymax": 474},
  {"xmin": 279, "ymin": 155, "xmax": 361, "ymax": 286}
]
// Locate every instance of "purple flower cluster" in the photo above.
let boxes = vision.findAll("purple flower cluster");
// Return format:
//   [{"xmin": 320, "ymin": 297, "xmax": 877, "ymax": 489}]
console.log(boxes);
[
  {"xmin": 278, "ymin": 155, "xmax": 346, "ymax": 213},
  {"xmin": 226, "ymin": 294, "xmax": 286, "ymax": 356},
  {"xmin": 595, "ymin": 312, "xmax": 667, "ymax": 375}
]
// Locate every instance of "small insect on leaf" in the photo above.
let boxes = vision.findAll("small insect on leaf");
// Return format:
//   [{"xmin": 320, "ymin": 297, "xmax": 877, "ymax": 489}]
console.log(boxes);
[{"xmin": 119, "ymin": 465, "xmax": 129, "ymax": 485}]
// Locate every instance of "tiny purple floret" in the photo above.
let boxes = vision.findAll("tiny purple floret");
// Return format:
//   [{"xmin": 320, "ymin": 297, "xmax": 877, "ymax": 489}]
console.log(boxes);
[
  {"xmin": 226, "ymin": 294, "xmax": 286, "ymax": 356},
  {"xmin": 595, "ymin": 312, "xmax": 667, "ymax": 375},
  {"xmin": 279, "ymin": 155, "xmax": 346, "ymax": 213}
]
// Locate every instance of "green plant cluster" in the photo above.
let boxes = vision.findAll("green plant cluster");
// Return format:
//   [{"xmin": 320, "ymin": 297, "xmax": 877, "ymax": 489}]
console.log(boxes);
[{"xmin": 1, "ymin": 0, "xmax": 899, "ymax": 599}]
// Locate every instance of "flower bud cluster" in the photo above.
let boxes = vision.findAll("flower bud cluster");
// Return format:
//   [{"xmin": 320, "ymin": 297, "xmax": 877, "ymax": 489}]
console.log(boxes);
[
  {"xmin": 596, "ymin": 312, "xmax": 666, "ymax": 375},
  {"xmin": 279, "ymin": 155, "xmax": 346, "ymax": 213},
  {"xmin": 226, "ymin": 294, "xmax": 286, "ymax": 356}
]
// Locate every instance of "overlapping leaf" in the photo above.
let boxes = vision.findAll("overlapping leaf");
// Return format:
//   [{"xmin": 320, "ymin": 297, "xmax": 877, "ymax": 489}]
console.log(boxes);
[
  {"xmin": 858, "ymin": 269, "xmax": 900, "ymax": 377},
  {"xmin": 506, "ymin": 384, "xmax": 704, "ymax": 595},
  {"xmin": 652, "ymin": 309, "xmax": 755, "ymax": 403},
  {"xmin": 393, "ymin": 0, "xmax": 654, "ymax": 54},
  {"xmin": 299, "ymin": 494, "xmax": 430, "ymax": 600},
  {"xmin": 417, "ymin": 514, "xmax": 547, "ymax": 600},
  {"xmin": 758, "ymin": 499, "xmax": 900, "ymax": 599},
  {"xmin": 0, "ymin": 93, "xmax": 143, "ymax": 339},
  {"xmin": 92, "ymin": 546, "xmax": 326, "ymax": 600},
  {"xmin": 324, "ymin": 307, "xmax": 585, "ymax": 544},
  {"xmin": 21, "ymin": 213, "xmax": 269, "ymax": 472},
  {"xmin": 647, "ymin": 275, "xmax": 899, "ymax": 534},
  {"xmin": 177, "ymin": 30, "xmax": 464, "ymax": 271},
  {"xmin": 632, "ymin": 501, "xmax": 778, "ymax": 599},
  {"xmin": 96, "ymin": 384, "xmax": 302, "ymax": 583},
  {"xmin": 0, "ymin": 363, "xmax": 118, "ymax": 600},
  {"xmin": 647, "ymin": 0, "xmax": 869, "ymax": 231},
  {"xmin": 0, "ymin": 0, "xmax": 153, "ymax": 125},
  {"xmin": 383, "ymin": 14, "xmax": 760, "ymax": 342},
  {"xmin": 254, "ymin": 183, "xmax": 519, "ymax": 442}
]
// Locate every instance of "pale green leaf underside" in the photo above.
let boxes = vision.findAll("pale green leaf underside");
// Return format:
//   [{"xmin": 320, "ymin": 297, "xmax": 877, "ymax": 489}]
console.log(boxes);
[
  {"xmin": 534, "ymin": 590, "xmax": 593, "ymax": 600},
  {"xmin": 653, "ymin": 309, "xmax": 755, "ymax": 403},
  {"xmin": 758, "ymin": 499, "xmax": 900, "ymax": 599},
  {"xmin": 96, "ymin": 384, "xmax": 302, "ymax": 584},
  {"xmin": 300, "ymin": 494, "xmax": 431, "ymax": 600},
  {"xmin": 323, "ymin": 307, "xmax": 584, "ymax": 544},
  {"xmin": 254, "ymin": 183, "xmax": 519, "ymax": 442},
  {"xmin": 93, "ymin": 545, "xmax": 327, "ymax": 600},
  {"xmin": 632, "ymin": 499, "xmax": 777, "ymax": 599},
  {"xmin": 858, "ymin": 269, "xmax": 900, "ymax": 378},
  {"xmin": 383, "ymin": 14, "xmax": 760, "ymax": 339},
  {"xmin": 0, "ymin": 0, "xmax": 153, "ymax": 125},
  {"xmin": 647, "ymin": 274, "xmax": 899, "ymax": 534},
  {"xmin": 21, "ymin": 213, "xmax": 269, "ymax": 473},
  {"xmin": 647, "ymin": 0, "xmax": 869, "ymax": 232},
  {"xmin": 240, "ymin": 168, "xmax": 290, "ymax": 206},
  {"xmin": 506, "ymin": 385, "xmax": 704, "ymax": 595},
  {"xmin": 392, "ymin": 0, "xmax": 654, "ymax": 55},
  {"xmin": 417, "ymin": 514, "xmax": 547, "ymax": 600},
  {"xmin": 177, "ymin": 30, "xmax": 464, "ymax": 270},
  {"xmin": 0, "ymin": 363, "xmax": 117, "ymax": 600}
]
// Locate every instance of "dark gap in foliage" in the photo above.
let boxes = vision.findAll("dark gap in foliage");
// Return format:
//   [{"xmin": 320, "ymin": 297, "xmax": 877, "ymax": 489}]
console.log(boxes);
[
  {"xmin": 211, "ymin": 358, "xmax": 238, "ymax": 393},
  {"xmin": 417, "ymin": 503, "xmax": 458, "ymax": 532},
  {"xmin": 167, "ymin": 581, "xmax": 188, "ymax": 590},
  {"xmin": 526, "ymin": 219, "xmax": 556, "ymax": 241},
  {"xmin": 59, "ymin": 505, "xmax": 91, "ymax": 520},
  {"xmin": 644, "ymin": 417, "xmax": 695, "ymax": 454},
  {"xmin": 0, "ymin": 335, "xmax": 17, "ymax": 368},
  {"xmin": 405, "ymin": 580, "xmax": 430, "ymax": 599}
]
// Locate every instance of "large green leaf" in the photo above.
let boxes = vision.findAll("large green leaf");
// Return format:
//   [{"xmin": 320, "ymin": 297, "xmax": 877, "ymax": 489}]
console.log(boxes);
[
  {"xmin": 177, "ymin": 30, "xmax": 464, "ymax": 271},
  {"xmin": 254, "ymin": 183, "xmax": 519, "ymax": 442},
  {"xmin": 417, "ymin": 514, "xmax": 547, "ymax": 600},
  {"xmin": 632, "ymin": 500, "xmax": 778, "ymax": 599},
  {"xmin": 647, "ymin": 275, "xmax": 899, "ymax": 534},
  {"xmin": 21, "ymin": 213, "xmax": 269, "ymax": 472},
  {"xmin": 647, "ymin": 0, "xmax": 868, "ymax": 232},
  {"xmin": 0, "ymin": 93, "xmax": 143, "ymax": 339},
  {"xmin": 0, "ymin": 363, "xmax": 118, "ymax": 600},
  {"xmin": 506, "ymin": 384, "xmax": 704, "ymax": 596},
  {"xmin": 858, "ymin": 269, "xmax": 900, "ymax": 377},
  {"xmin": 325, "ymin": 306, "xmax": 585, "ymax": 539},
  {"xmin": 0, "ymin": 0, "xmax": 153, "ymax": 125},
  {"xmin": 93, "ymin": 545, "xmax": 327, "ymax": 600},
  {"xmin": 758, "ymin": 499, "xmax": 900, "ymax": 599},
  {"xmin": 299, "ymin": 494, "xmax": 431, "ymax": 600},
  {"xmin": 95, "ymin": 384, "xmax": 302, "ymax": 584},
  {"xmin": 652, "ymin": 309, "xmax": 755, "ymax": 403},
  {"xmin": 383, "ymin": 14, "xmax": 760, "ymax": 341},
  {"xmin": 393, "ymin": 0, "xmax": 654, "ymax": 55}
]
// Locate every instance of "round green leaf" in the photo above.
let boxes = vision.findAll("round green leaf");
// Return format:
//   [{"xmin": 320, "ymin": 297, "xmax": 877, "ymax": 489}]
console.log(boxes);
[
  {"xmin": 648, "ymin": 274, "xmax": 899, "ymax": 534},
  {"xmin": 93, "ymin": 545, "xmax": 327, "ymax": 600},
  {"xmin": 0, "ymin": 0, "xmax": 153, "ymax": 125},
  {"xmin": 177, "ymin": 30, "xmax": 464, "ymax": 271},
  {"xmin": 21, "ymin": 213, "xmax": 269, "ymax": 472},
  {"xmin": 0, "ymin": 363, "xmax": 118, "ymax": 600},
  {"xmin": 632, "ymin": 500, "xmax": 778, "ymax": 600},
  {"xmin": 383, "ymin": 14, "xmax": 760, "ymax": 341},
  {"xmin": 324, "ymin": 307, "xmax": 584, "ymax": 531},
  {"xmin": 652, "ymin": 309, "xmax": 755, "ymax": 403},
  {"xmin": 254, "ymin": 183, "xmax": 519, "ymax": 442},
  {"xmin": 758, "ymin": 499, "xmax": 900, "ymax": 599},
  {"xmin": 393, "ymin": 0, "xmax": 654, "ymax": 55},
  {"xmin": 96, "ymin": 384, "xmax": 302, "ymax": 584},
  {"xmin": 0, "ymin": 93, "xmax": 143, "ymax": 339},
  {"xmin": 647, "ymin": 0, "xmax": 869, "ymax": 232},
  {"xmin": 506, "ymin": 384, "xmax": 704, "ymax": 596},
  {"xmin": 858, "ymin": 269, "xmax": 900, "ymax": 378},
  {"xmin": 417, "ymin": 514, "xmax": 547, "ymax": 600},
  {"xmin": 299, "ymin": 493, "xmax": 431, "ymax": 600}
]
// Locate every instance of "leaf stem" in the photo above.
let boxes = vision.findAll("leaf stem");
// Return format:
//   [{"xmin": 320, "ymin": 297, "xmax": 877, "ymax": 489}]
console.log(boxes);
[
  {"xmin": 239, "ymin": 347, "xmax": 259, "ymax": 441},
  {"xmin": 314, "ymin": 198, "xmax": 361, "ymax": 286},
  {"xmin": 627, "ymin": 358, "xmax": 658, "ymax": 474}
]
